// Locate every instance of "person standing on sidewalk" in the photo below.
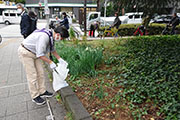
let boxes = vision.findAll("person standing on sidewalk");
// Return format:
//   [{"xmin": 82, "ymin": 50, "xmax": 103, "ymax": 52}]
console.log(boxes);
[
  {"xmin": 17, "ymin": 3, "xmax": 37, "ymax": 39},
  {"xmin": 18, "ymin": 26, "xmax": 69, "ymax": 105}
]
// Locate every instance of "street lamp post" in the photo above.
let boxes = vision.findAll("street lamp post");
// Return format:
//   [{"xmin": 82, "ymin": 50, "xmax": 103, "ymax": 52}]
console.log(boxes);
[
  {"xmin": 104, "ymin": 0, "xmax": 108, "ymax": 27},
  {"xmin": 44, "ymin": 0, "xmax": 49, "ymax": 29},
  {"xmin": 84, "ymin": 0, "xmax": 87, "ymax": 36},
  {"xmin": 39, "ymin": 0, "xmax": 49, "ymax": 29}
]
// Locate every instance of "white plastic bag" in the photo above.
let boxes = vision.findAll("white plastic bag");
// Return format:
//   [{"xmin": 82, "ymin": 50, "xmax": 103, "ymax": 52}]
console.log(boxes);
[{"xmin": 52, "ymin": 59, "xmax": 69, "ymax": 92}]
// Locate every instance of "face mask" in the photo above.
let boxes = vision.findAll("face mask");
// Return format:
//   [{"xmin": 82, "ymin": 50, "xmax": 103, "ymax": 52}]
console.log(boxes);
[
  {"xmin": 54, "ymin": 33, "xmax": 61, "ymax": 41},
  {"xmin": 17, "ymin": 9, "xmax": 22, "ymax": 13}
]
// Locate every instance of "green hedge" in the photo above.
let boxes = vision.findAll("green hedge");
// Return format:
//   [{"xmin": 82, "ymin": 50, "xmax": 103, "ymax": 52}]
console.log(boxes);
[
  {"xmin": 106, "ymin": 35, "xmax": 180, "ymax": 119},
  {"xmin": 99, "ymin": 23, "xmax": 180, "ymax": 36}
]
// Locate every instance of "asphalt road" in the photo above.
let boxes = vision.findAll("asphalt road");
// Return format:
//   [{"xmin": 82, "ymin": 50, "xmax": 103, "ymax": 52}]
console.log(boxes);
[{"xmin": 0, "ymin": 23, "xmax": 7, "ymax": 29}]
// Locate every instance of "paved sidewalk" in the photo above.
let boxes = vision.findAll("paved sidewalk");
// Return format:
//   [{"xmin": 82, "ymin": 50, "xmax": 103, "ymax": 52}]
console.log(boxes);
[{"xmin": 0, "ymin": 37, "xmax": 66, "ymax": 120}]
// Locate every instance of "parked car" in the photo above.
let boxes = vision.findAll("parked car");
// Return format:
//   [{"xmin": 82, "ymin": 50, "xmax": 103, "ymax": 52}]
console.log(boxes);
[
  {"xmin": 0, "ymin": 10, "xmax": 20, "ymax": 25},
  {"xmin": 124, "ymin": 12, "xmax": 143, "ymax": 24},
  {"xmin": 150, "ymin": 15, "xmax": 172, "ymax": 24}
]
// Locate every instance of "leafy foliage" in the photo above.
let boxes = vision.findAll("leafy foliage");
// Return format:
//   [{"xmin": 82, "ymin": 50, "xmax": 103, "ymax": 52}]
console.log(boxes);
[
  {"xmin": 110, "ymin": 0, "xmax": 179, "ymax": 16},
  {"xmin": 54, "ymin": 42, "xmax": 103, "ymax": 76},
  {"xmin": 107, "ymin": 35, "xmax": 180, "ymax": 119},
  {"xmin": 9, "ymin": 0, "xmax": 25, "ymax": 4}
]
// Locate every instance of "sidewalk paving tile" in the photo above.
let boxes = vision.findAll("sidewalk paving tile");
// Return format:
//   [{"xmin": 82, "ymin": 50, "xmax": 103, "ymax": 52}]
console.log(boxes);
[
  {"xmin": 28, "ymin": 107, "xmax": 49, "ymax": 120},
  {"xmin": 0, "ymin": 88, "xmax": 9, "ymax": 99},
  {"xmin": 5, "ymin": 112, "xmax": 28, "ymax": 120},
  {"xmin": 0, "ymin": 99, "xmax": 6, "ymax": 118},
  {"xmin": 6, "ymin": 102, "xmax": 27, "ymax": 116},
  {"xmin": 0, "ymin": 32, "xmax": 66, "ymax": 120}
]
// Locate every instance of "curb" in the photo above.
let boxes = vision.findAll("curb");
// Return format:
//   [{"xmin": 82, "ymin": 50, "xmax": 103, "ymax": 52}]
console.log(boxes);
[
  {"xmin": 60, "ymin": 87, "xmax": 92, "ymax": 120},
  {"xmin": 45, "ymin": 62, "xmax": 92, "ymax": 120}
]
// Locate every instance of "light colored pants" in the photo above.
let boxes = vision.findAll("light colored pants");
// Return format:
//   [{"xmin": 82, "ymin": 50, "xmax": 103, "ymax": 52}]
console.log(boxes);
[{"xmin": 18, "ymin": 45, "xmax": 46, "ymax": 99}]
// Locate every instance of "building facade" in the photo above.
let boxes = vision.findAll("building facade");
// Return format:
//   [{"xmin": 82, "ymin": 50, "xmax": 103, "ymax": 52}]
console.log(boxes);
[{"xmin": 25, "ymin": 0, "xmax": 97, "ymax": 20}]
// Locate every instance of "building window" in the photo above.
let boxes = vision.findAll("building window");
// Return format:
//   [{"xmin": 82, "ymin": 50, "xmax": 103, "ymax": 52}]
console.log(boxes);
[{"xmin": 53, "ymin": 8, "xmax": 60, "ymax": 15}]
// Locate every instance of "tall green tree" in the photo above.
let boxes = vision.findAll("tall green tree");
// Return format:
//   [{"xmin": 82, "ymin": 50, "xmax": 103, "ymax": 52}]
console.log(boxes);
[
  {"xmin": 93, "ymin": 0, "xmax": 103, "ymax": 12},
  {"xmin": 9, "ymin": 0, "xmax": 25, "ymax": 4},
  {"xmin": 111, "ymin": 0, "xmax": 179, "ymax": 26},
  {"xmin": 111, "ymin": 0, "xmax": 179, "ymax": 16}
]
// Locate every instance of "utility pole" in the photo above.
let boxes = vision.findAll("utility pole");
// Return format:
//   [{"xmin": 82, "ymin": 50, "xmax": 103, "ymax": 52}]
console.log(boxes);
[
  {"xmin": 44, "ymin": 0, "xmax": 49, "ymax": 29},
  {"xmin": 104, "ymin": 0, "xmax": 108, "ymax": 27},
  {"xmin": 84, "ymin": 0, "xmax": 87, "ymax": 36}
]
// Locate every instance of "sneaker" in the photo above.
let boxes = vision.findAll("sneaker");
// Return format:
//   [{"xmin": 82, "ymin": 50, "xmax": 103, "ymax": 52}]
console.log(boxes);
[
  {"xmin": 32, "ymin": 96, "xmax": 46, "ymax": 105},
  {"xmin": 40, "ymin": 91, "xmax": 54, "ymax": 98}
]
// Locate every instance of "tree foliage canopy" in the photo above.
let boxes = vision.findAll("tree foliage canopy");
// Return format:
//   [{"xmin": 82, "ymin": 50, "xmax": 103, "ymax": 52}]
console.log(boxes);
[
  {"xmin": 9, "ymin": 0, "xmax": 25, "ymax": 4},
  {"xmin": 111, "ymin": 0, "xmax": 179, "ymax": 16}
]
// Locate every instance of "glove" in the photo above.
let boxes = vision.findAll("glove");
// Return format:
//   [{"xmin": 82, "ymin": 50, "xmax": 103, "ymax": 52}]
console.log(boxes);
[{"xmin": 50, "ymin": 62, "xmax": 56, "ymax": 70}]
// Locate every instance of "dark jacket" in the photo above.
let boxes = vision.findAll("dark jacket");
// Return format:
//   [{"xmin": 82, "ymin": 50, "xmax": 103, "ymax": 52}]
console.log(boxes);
[
  {"xmin": 112, "ymin": 16, "xmax": 121, "ymax": 29},
  {"xmin": 29, "ymin": 17, "xmax": 37, "ymax": 34},
  {"xmin": 20, "ymin": 11, "xmax": 31, "ymax": 37},
  {"xmin": 60, "ymin": 16, "xmax": 69, "ymax": 30},
  {"xmin": 170, "ymin": 16, "xmax": 180, "ymax": 26}
]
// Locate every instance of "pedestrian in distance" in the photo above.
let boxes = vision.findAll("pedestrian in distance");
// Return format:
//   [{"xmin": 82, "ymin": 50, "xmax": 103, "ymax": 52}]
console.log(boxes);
[
  {"xmin": 17, "ymin": 3, "xmax": 37, "ymax": 39},
  {"xmin": 169, "ymin": 13, "xmax": 180, "ymax": 35},
  {"xmin": 53, "ymin": 16, "xmax": 61, "ymax": 28},
  {"xmin": 112, "ymin": 12, "xmax": 121, "ymax": 29},
  {"xmin": 18, "ymin": 25, "xmax": 69, "ymax": 105},
  {"xmin": 89, "ymin": 22, "xmax": 95, "ymax": 37},
  {"xmin": 60, "ymin": 12, "xmax": 69, "ymax": 30}
]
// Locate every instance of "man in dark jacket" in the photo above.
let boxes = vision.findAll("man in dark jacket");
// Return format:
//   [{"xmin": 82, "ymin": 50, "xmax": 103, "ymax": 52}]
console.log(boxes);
[
  {"xmin": 112, "ymin": 12, "xmax": 121, "ymax": 29},
  {"xmin": 17, "ymin": 3, "xmax": 37, "ymax": 38},
  {"xmin": 60, "ymin": 12, "xmax": 69, "ymax": 30},
  {"xmin": 169, "ymin": 13, "xmax": 180, "ymax": 35}
]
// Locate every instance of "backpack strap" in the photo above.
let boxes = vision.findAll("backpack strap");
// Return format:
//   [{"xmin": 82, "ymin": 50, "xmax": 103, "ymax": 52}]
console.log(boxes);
[{"xmin": 35, "ymin": 28, "xmax": 54, "ymax": 60}]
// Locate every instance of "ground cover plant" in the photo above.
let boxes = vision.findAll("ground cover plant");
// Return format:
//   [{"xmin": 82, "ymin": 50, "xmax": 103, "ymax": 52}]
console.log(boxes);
[{"xmin": 55, "ymin": 36, "xmax": 180, "ymax": 120}]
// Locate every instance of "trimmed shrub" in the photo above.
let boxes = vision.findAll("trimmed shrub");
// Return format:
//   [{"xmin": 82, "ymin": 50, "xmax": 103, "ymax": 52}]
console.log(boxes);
[{"xmin": 99, "ymin": 24, "xmax": 180, "ymax": 36}]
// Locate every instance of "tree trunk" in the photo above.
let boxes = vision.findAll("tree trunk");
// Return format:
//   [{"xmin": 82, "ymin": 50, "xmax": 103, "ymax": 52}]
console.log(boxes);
[
  {"xmin": 96, "ymin": 0, "xmax": 100, "ymax": 12},
  {"xmin": 117, "ymin": 2, "xmax": 121, "ymax": 14}
]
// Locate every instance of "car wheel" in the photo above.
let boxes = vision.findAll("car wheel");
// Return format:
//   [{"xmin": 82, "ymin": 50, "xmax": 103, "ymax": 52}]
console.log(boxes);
[{"xmin": 5, "ymin": 21, "xmax": 10, "ymax": 25}]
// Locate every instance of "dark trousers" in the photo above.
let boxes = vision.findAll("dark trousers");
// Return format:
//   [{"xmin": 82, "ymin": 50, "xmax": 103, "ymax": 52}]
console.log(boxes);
[{"xmin": 171, "ymin": 25, "xmax": 176, "ymax": 35}]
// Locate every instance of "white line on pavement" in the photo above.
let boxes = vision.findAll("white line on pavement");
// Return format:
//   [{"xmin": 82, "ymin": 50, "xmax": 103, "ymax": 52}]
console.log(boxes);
[{"xmin": 0, "ymin": 82, "xmax": 27, "ymax": 89}]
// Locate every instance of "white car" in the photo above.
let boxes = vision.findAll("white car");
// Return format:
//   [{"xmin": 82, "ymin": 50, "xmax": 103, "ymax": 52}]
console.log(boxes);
[
  {"xmin": 1, "ymin": 10, "xmax": 21, "ymax": 25},
  {"xmin": 124, "ymin": 12, "xmax": 143, "ymax": 24}
]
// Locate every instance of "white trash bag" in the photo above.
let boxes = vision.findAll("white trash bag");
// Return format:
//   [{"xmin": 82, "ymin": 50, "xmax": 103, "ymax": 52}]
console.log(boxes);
[{"xmin": 52, "ymin": 59, "xmax": 69, "ymax": 92}]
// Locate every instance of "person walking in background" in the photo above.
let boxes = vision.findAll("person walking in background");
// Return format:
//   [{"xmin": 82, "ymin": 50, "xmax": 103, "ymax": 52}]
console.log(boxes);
[
  {"xmin": 169, "ymin": 13, "xmax": 180, "ymax": 35},
  {"xmin": 89, "ymin": 22, "xmax": 95, "ymax": 37},
  {"xmin": 17, "ymin": 3, "xmax": 37, "ymax": 38},
  {"xmin": 18, "ymin": 26, "xmax": 69, "ymax": 105},
  {"xmin": 112, "ymin": 12, "xmax": 121, "ymax": 29},
  {"xmin": 60, "ymin": 12, "xmax": 69, "ymax": 30}
]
